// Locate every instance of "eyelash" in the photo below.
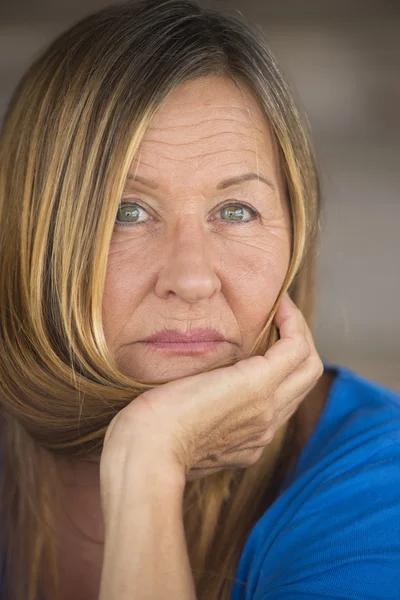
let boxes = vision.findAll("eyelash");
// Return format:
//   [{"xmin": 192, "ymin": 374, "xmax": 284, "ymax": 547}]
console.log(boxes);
[{"xmin": 115, "ymin": 201, "xmax": 259, "ymax": 228}]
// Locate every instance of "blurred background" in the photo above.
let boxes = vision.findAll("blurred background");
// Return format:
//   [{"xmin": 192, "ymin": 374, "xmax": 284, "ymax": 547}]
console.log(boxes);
[{"xmin": 0, "ymin": 0, "xmax": 399, "ymax": 390}]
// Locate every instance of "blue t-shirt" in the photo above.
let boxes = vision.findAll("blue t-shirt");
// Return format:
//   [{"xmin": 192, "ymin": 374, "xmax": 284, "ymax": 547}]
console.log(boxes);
[
  {"xmin": 230, "ymin": 363, "xmax": 400, "ymax": 599},
  {"xmin": 1, "ymin": 364, "xmax": 399, "ymax": 599}
]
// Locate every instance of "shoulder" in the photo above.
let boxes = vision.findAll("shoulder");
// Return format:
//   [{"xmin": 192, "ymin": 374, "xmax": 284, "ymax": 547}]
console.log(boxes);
[
  {"xmin": 231, "ymin": 366, "xmax": 400, "ymax": 600},
  {"xmin": 294, "ymin": 363, "xmax": 400, "ymax": 477},
  {"xmin": 329, "ymin": 362, "xmax": 400, "ymax": 416}
]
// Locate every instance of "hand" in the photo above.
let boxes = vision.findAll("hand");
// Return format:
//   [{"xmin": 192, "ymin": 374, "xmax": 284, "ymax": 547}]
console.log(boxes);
[{"xmin": 100, "ymin": 293, "xmax": 323, "ymax": 489}]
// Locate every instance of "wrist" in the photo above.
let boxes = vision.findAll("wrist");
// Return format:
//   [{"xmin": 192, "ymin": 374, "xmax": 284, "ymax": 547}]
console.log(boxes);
[
  {"xmin": 100, "ymin": 443, "xmax": 186, "ymax": 524},
  {"xmin": 99, "ymin": 452, "xmax": 192, "ymax": 600}
]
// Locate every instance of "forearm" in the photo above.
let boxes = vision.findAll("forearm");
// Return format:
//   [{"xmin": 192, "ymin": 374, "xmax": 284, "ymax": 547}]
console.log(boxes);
[{"xmin": 99, "ymin": 458, "xmax": 196, "ymax": 600}]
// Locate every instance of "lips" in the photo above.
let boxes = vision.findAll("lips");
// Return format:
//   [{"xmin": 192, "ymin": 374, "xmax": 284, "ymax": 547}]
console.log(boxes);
[{"xmin": 143, "ymin": 328, "xmax": 226, "ymax": 343}]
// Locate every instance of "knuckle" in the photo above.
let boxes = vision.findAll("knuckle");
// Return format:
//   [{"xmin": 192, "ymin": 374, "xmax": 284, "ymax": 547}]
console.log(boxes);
[
  {"xmin": 231, "ymin": 356, "xmax": 255, "ymax": 380},
  {"xmin": 261, "ymin": 405, "xmax": 275, "ymax": 428},
  {"xmin": 245, "ymin": 355, "xmax": 268, "ymax": 373},
  {"xmin": 253, "ymin": 399, "xmax": 274, "ymax": 427},
  {"xmin": 296, "ymin": 337, "xmax": 311, "ymax": 363},
  {"xmin": 307, "ymin": 353, "xmax": 324, "ymax": 379},
  {"xmin": 246, "ymin": 447, "xmax": 264, "ymax": 466},
  {"xmin": 253, "ymin": 447, "xmax": 265, "ymax": 462},
  {"xmin": 234, "ymin": 355, "xmax": 269, "ymax": 396},
  {"xmin": 312, "ymin": 355, "xmax": 325, "ymax": 379},
  {"xmin": 261, "ymin": 428, "xmax": 275, "ymax": 445}
]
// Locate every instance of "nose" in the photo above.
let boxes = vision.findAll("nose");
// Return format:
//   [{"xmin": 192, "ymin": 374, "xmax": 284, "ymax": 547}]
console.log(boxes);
[{"xmin": 154, "ymin": 215, "xmax": 221, "ymax": 303}]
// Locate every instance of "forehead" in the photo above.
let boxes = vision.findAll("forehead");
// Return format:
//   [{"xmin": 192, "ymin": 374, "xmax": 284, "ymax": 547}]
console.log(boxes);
[{"xmin": 129, "ymin": 75, "xmax": 278, "ymax": 182}]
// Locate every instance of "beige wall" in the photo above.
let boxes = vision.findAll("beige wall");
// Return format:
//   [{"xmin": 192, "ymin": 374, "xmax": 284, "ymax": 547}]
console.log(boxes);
[{"xmin": 1, "ymin": 0, "xmax": 399, "ymax": 389}]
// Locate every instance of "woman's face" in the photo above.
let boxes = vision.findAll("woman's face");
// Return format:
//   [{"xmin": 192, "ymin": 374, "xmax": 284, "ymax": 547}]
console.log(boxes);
[{"xmin": 102, "ymin": 75, "xmax": 291, "ymax": 381}]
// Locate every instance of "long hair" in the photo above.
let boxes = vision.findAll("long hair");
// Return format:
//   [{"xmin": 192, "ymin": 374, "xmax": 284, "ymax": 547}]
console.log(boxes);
[{"xmin": 0, "ymin": 1, "xmax": 320, "ymax": 598}]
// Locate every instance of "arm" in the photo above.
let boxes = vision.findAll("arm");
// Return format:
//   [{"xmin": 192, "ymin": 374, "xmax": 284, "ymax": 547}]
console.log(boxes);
[{"xmin": 99, "ymin": 455, "xmax": 196, "ymax": 600}]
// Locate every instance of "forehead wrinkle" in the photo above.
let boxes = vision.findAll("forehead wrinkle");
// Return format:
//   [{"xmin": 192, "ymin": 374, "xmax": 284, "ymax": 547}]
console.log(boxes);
[
  {"xmin": 233, "ymin": 78, "xmax": 262, "ymax": 193},
  {"xmin": 135, "ymin": 146, "xmax": 264, "ymax": 164},
  {"xmin": 140, "ymin": 131, "xmax": 264, "ymax": 150},
  {"xmin": 151, "ymin": 99, "xmax": 260, "ymax": 113},
  {"xmin": 148, "ymin": 114, "xmax": 266, "ymax": 131},
  {"xmin": 147, "ymin": 120, "xmax": 267, "ymax": 139},
  {"xmin": 128, "ymin": 157, "xmax": 268, "ymax": 175}
]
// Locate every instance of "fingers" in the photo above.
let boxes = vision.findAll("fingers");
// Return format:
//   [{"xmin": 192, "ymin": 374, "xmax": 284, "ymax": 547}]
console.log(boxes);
[
  {"xmin": 232, "ymin": 292, "xmax": 318, "ymax": 395},
  {"xmin": 270, "ymin": 292, "xmax": 323, "ymax": 406},
  {"xmin": 274, "ymin": 361, "xmax": 322, "ymax": 421},
  {"xmin": 258, "ymin": 293, "xmax": 312, "ymax": 385},
  {"xmin": 272, "ymin": 292, "xmax": 308, "ymax": 350},
  {"xmin": 273, "ymin": 291, "xmax": 303, "ymax": 334}
]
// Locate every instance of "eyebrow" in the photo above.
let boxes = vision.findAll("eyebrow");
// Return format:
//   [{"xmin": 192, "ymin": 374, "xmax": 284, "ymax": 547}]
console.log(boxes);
[{"xmin": 126, "ymin": 172, "xmax": 274, "ymax": 191}]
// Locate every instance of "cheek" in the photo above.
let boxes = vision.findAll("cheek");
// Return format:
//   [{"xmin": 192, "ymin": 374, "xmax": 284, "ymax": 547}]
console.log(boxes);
[
  {"xmin": 101, "ymin": 246, "xmax": 152, "ymax": 347},
  {"xmin": 228, "ymin": 230, "xmax": 291, "ymax": 337},
  {"xmin": 101, "ymin": 224, "xmax": 291, "ymax": 352}
]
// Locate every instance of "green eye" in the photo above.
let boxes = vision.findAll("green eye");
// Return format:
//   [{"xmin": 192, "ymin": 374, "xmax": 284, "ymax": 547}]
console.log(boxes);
[
  {"xmin": 116, "ymin": 203, "xmax": 148, "ymax": 224},
  {"xmin": 115, "ymin": 201, "xmax": 258, "ymax": 228},
  {"xmin": 220, "ymin": 204, "xmax": 255, "ymax": 221}
]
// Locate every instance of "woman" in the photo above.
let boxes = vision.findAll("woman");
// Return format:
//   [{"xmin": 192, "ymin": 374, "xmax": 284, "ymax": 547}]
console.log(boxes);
[{"xmin": 0, "ymin": 0, "xmax": 399, "ymax": 599}]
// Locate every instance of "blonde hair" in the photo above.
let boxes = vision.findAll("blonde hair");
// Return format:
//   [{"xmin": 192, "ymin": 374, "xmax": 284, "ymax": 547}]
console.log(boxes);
[{"xmin": 0, "ymin": 1, "xmax": 320, "ymax": 598}]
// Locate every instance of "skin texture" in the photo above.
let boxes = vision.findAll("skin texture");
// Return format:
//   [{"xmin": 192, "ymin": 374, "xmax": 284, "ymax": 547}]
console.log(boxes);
[
  {"xmin": 40, "ymin": 75, "xmax": 324, "ymax": 600},
  {"xmin": 97, "ymin": 293, "xmax": 324, "ymax": 600},
  {"xmin": 101, "ymin": 74, "xmax": 291, "ymax": 382}
]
